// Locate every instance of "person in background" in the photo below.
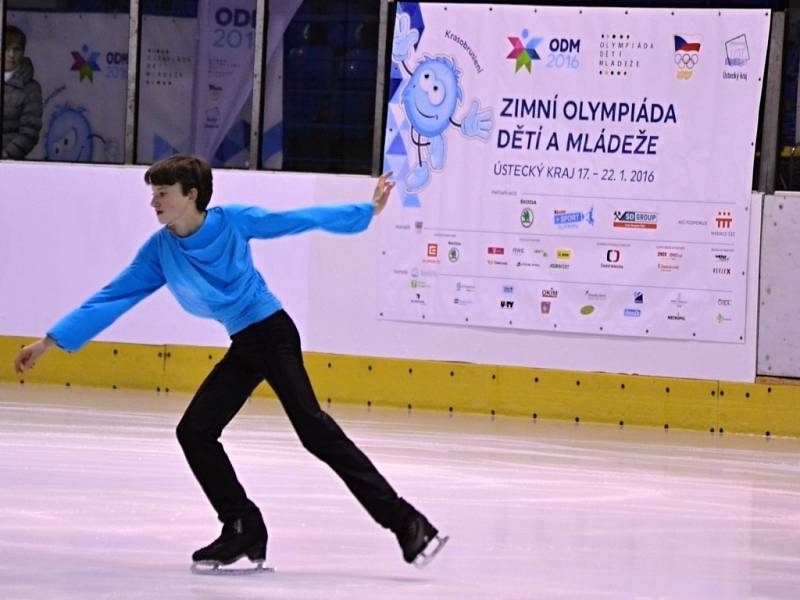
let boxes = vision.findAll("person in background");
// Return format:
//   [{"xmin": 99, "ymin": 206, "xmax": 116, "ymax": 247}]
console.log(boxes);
[{"xmin": 2, "ymin": 25, "xmax": 43, "ymax": 159}]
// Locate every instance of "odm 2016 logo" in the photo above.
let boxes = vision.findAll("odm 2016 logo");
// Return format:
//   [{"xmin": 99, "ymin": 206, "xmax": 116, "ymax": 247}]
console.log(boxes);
[
  {"xmin": 71, "ymin": 45, "xmax": 101, "ymax": 82},
  {"xmin": 507, "ymin": 29, "xmax": 542, "ymax": 73},
  {"xmin": 507, "ymin": 31, "xmax": 581, "ymax": 74}
]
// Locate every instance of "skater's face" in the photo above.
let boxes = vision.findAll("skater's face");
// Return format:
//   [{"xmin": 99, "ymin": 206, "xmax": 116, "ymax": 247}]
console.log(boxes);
[{"xmin": 150, "ymin": 183, "xmax": 201, "ymax": 229}]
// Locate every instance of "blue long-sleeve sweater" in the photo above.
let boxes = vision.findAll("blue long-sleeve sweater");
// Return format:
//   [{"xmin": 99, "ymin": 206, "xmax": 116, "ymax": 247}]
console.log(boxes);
[{"xmin": 48, "ymin": 202, "xmax": 374, "ymax": 352}]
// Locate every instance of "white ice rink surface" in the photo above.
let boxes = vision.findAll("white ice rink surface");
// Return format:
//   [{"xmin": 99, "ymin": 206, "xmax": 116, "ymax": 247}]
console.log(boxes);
[{"xmin": 1, "ymin": 383, "xmax": 799, "ymax": 600}]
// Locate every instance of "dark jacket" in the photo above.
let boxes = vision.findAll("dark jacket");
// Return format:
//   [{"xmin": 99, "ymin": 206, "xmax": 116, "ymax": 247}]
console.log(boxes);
[{"xmin": 2, "ymin": 57, "xmax": 43, "ymax": 159}]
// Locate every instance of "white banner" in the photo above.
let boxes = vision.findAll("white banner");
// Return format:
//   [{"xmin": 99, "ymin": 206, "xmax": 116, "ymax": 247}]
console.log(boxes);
[
  {"xmin": 136, "ymin": 15, "xmax": 197, "ymax": 164},
  {"xmin": 380, "ymin": 3, "xmax": 769, "ymax": 343},
  {"xmin": 7, "ymin": 11, "xmax": 128, "ymax": 163},
  {"xmin": 191, "ymin": 0, "xmax": 256, "ymax": 162}
]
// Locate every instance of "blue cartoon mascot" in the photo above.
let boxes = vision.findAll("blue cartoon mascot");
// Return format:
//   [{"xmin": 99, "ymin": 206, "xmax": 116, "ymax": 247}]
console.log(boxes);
[
  {"xmin": 44, "ymin": 104, "xmax": 118, "ymax": 162},
  {"xmin": 392, "ymin": 12, "xmax": 493, "ymax": 193}
]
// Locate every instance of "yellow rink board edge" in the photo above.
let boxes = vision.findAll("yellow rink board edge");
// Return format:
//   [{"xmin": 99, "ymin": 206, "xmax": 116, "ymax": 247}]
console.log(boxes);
[{"xmin": 1, "ymin": 336, "xmax": 798, "ymax": 438}]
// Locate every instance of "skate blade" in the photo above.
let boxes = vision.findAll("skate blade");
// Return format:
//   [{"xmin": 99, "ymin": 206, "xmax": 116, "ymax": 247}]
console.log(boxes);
[
  {"xmin": 412, "ymin": 534, "xmax": 449, "ymax": 569},
  {"xmin": 191, "ymin": 561, "xmax": 274, "ymax": 576}
]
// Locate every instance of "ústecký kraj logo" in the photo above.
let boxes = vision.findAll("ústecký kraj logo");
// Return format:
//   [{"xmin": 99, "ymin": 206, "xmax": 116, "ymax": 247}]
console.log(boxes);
[
  {"xmin": 723, "ymin": 34, "xmax": 750, "ymax": 81},
  {"xmin": 724, "ymin": 34, "xmax": 749, "ymax": 67}
]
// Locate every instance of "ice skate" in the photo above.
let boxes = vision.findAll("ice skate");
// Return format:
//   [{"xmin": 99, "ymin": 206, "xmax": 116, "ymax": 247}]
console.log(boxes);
[
  {"xmin": 191, "ymin": 561, "xmax": 274, "ymax": 575},
  {"xmin": 396, "ymin": 511, "xmax": 449, "ymax": 569},
  {"xmin": 190, "ymin": 509, "xmax": 273, "ymax": 575}
]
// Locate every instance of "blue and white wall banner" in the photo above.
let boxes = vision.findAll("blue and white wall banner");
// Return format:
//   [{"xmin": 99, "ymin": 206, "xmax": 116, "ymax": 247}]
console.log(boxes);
[
  {"xmin": 7, "ymin": 12, "xmax": 128, "ymax": 163},
  {"xmin": 191, "ymin": 0, "xmax": 257, "ymax": 162},
  {"xmin": 137, "ymin": 15, "xmax": 197, "ymax": 164},
  {"xmin": 380, "ymin": 3, "xmax": 769, "ymax": 343},
  {"xmin": 137, "ymin": 13, "xmax": 252, "ymax": 168}
]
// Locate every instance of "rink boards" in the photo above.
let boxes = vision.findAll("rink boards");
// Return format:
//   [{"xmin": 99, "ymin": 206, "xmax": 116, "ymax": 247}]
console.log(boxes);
[{"xmin": 1, "ymin": 336, "xmax": 797, "ymax": 438}]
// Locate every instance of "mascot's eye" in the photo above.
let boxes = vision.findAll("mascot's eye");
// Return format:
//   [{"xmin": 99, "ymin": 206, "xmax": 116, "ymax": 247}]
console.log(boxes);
[
  {"xmin": 62, "ymin": 129, "xmax": 78, "ymax": 148},
  {"xmin": 418, "ymin": 69, "xmax": 434, "ymax": 92},
  {"xmin": 428, "ymin": 83, "xmax": 444, "ymax": 106}
]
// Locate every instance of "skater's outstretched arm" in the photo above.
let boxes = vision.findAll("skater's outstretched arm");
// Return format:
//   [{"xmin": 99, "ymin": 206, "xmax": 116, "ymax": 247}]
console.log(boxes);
[
  {"xmin": 14, "ymin": 335, "xmax": 55, "ymax": 374},
  {"xmin": 372, "ymin": 171, "xmax": 395, "ymax": 216},
  {"xmin": 13, "ymin": 236, "xmax": 166, "ymax": 372},
  {"xmin": 232, "ymin": 172, "xmax": 395, "ymax": 240}
]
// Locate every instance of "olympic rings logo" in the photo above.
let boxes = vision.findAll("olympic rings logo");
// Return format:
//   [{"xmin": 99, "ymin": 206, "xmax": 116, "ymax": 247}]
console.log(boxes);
[{"xmin": 673, "ymin": 52, "xmax": 699, "ymax": 70}]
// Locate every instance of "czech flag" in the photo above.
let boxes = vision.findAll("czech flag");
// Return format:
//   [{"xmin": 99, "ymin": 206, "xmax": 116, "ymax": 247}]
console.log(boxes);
[{"xmin": 674, "ymin": 35, "xmax": 701, "ymax": 52}]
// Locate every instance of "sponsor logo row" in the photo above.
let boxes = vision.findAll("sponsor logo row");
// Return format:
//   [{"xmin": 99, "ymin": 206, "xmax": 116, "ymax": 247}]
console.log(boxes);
[
  {"xmin": 408, "ymin": 281, "xmax": 734, "ymax": 324},
  {"xmin": 418, "ymin": 241, "xmax": 737, "ymax": 276},
  {"xmin": 410, "ymin": 209, "xmax": 737, "ymax": 235}
]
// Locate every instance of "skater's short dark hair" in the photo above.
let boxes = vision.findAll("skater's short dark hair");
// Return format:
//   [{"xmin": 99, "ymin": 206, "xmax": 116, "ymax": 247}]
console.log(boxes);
[
  {"xmin": 144, "ymin": 154, "xmax": 213, "ymax": 212},
  {"xmin": 4, "ymin": 25, "xmax": 26, "ymax": 50}
]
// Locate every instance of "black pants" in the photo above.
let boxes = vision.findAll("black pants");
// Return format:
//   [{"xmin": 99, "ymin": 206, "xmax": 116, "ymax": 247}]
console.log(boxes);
[{"xmin": 176, "ymin": 310, "xmax": 413, "ymax": 532}]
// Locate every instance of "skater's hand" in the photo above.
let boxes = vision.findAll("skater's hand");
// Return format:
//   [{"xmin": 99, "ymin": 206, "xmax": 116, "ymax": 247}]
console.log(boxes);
[
  {"xmin": 372, "ymin": 171, "xmax": 395, "ymax": 216},
  {"xmin": 14, "ymin": 337, "xmax": 54, "ymax": 374}
]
